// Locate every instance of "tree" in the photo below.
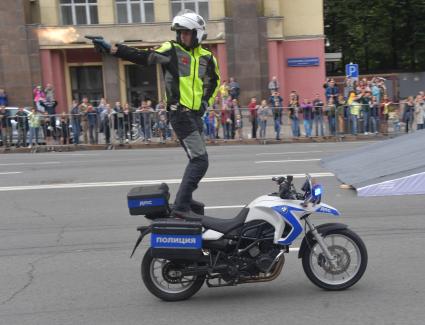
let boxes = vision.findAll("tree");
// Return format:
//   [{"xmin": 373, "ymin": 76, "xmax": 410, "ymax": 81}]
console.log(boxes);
[{"xmin": 324, "ymin": 0, "xmax": 425, "ymax": 73}]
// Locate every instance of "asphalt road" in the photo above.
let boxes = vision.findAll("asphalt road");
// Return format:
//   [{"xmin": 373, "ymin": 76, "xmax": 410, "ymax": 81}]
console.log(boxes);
[{"xmin": 1, "ymin": 141, "xmax": 424, "ymax": 325}]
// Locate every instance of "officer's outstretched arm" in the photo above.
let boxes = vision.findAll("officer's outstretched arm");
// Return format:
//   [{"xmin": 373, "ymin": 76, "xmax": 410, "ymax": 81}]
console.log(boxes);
[
  {"xmin": 87, "ymin": 36, "xmax": 172, "ymax": 66},
  {"xmin": 114, "ymin": 42, "xmax": 172, "ymax": 66}
]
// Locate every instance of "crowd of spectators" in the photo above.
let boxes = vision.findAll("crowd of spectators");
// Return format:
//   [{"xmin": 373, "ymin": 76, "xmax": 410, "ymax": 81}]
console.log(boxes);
[
  {"xmin": 401, "ymin": 92, "xmax": 425, "ymax": 133},
  {"xmin": 208, "ymin": 75, "xmax": 424, "ymax": 139},
  {"xmin": 337, "ymin": 77, "xmax": 424, "ymax": 135},
  {"xmin": 333, "ymin": 76, "xmax": 393, "ymax": 135},
  {"xmin": 205, "ymin": 77, "xmax": 285, "ymax": 141},
  {"xmin": 0, "ymin": 88, "xmax": 177, "ymax": 148},
  {"xmin": 68, "ymin": 97, "xmax": 174, "ymax": 146},
  {"xmin": 1, "ymin": 76, "xmax": 424, "ymax": 149}
]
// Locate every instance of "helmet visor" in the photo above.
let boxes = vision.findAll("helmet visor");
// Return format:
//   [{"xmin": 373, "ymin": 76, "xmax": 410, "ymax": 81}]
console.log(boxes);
[{"xmin": 171, "ymin": 23, "xmax": 191, "ymax": 31}]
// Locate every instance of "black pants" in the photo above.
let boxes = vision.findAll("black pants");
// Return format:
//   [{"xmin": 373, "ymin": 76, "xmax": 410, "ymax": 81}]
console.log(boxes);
[
  {"xmin": 89, "ymin": 124, "xmax": 96, "ymax": 144},
  {"xmin": 104, "ymin": 122, "xmax": 111, "ymax": 144},
  {"xmin": 170, "ymin": 109, "xmax": 208, "ymax": 212},
  {"xmin": 251, "ymin": 118, "xmax": 258, "ymax": 139}
]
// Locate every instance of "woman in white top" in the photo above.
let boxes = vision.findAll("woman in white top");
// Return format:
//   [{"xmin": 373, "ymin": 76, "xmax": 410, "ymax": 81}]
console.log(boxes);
[{"xmin": 257, "ymin": 99, "xmax": 271, "ymax": 139}]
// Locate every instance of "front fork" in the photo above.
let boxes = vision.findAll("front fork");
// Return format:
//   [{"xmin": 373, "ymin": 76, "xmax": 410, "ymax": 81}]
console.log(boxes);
[{"xmin": 304, "ymin": 216, "xmax": 338, "ymax": 268}]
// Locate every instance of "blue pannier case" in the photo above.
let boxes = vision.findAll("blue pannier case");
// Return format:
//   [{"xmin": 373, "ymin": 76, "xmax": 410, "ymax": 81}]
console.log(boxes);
[
  {"xmin": 127, "ymin": 183, "xmax": 170, "ymax": 218},
  {"xmin": 151, "ymin": 218, "xmax": 203, "ymax": 260}
]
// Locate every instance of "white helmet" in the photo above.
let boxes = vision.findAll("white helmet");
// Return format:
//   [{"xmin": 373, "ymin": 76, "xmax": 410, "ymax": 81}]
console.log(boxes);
[{"xmin": 171, "ymin": 9, "xmax": 207, "ymax": 47}]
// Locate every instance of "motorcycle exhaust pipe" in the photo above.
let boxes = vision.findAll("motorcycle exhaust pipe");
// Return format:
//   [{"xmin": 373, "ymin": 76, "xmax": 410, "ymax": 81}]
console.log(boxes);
[
  {"xmin": 240, "ymin": 253, "xmax": 285, "ymax": 284},
  {"xmin": 265, "ymin": 250, "xmax": 285, "ymax": 274},
  {"xmin": 182, "ymin": 264, "xmax": 229, "ymax": 277}
]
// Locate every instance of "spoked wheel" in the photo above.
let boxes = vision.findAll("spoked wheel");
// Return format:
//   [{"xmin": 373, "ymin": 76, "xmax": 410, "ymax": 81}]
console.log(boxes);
[
  {"xmin": 302, "ymin": 228, "xmax": 367, "ymax": 290},
  {"xmin": 141, "ymin": 249, "xmax": 205, "ymax": 301}
]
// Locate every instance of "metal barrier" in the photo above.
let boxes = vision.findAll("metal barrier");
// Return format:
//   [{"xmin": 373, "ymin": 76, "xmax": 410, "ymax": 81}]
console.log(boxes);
[{"xmin": 0, "ymin": 103, "xmax": 405, "ymax": 148}]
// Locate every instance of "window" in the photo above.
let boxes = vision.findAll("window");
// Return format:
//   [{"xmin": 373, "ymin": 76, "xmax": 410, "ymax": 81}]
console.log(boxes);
[
  {"xmin": 70, "ymin": 66, "xmax": 104, "ymax": 105},
  {"xmin": 125, "ymin": 64, "xmax": 158, "ymax": 107},
  {"xmin": 116, "ymin": 0, "xmax": 155, "ymax": 24},
  {"xmin": 60, "ymin": 0, "xmax": 99, "ymax": 25},
  {"xmin": 170, "ymin": 0, "xmax": 209, "ymax": 20}
]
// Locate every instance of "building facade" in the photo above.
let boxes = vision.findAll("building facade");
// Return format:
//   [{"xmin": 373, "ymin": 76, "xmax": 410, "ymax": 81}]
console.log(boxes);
[{"xmin": 0, "ymin": 0, "xmax": 325, "ymax": 112}]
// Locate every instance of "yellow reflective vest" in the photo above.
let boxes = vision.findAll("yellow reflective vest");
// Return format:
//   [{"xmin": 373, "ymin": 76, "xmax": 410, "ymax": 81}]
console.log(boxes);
[{"xmin": 116, "ymin": 41, "xmax": 220, "ymax": 111}]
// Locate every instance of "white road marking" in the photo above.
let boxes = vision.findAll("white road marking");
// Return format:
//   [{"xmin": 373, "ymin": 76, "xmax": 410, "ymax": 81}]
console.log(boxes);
[
  {"xmin": 0, "ymin": 172, "xmax": 334, "ymax": 192},
  {"xmin": 256, "ymin": 151, "xmax": 323, "ymax": 156},
  {"xmin": 255, "ymin": 159, "xmax": 321, "ymax": 164},
  {"xmin": 46, "ymin": 153, "xmax": 100, "ymax": 156},
  {"xmin": 0, "ymin": 162, "xmax": 61, "ymax": 167},
  {"xmin": 289, "ymin": 247, "xmax": 300, "ymax": 252},
  {"xmin": 0, "ymin": 172, "xmax": 22, "ymax": 175}
]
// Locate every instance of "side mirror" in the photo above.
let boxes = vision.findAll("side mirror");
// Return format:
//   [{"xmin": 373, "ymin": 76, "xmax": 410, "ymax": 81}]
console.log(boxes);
[
  {"xmin": 301, "ymin": 174, "xmax": 315, "ymax": 206},
  {"xmin": 272, "ymin": 176, "xmax": 285, "ymax": 185},
  {"xmin": 301, "ymin": 179, "xmax": 310, "ymax": 193},
  {"xmin": 301, "ymin": 174, "xmax": 312, "ymax": 194}
]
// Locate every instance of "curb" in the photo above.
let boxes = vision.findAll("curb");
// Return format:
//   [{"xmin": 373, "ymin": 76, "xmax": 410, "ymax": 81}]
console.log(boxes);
[{"xmin": 0, "ymin": 134, "xmax": 396, "ymax": 154}]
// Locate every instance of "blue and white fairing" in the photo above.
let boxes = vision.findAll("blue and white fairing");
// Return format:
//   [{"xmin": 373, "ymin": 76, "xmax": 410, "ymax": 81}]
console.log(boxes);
[
  {"xmin": 244, "ymin": 196, "xmax": 340, "ymax": 245},
  {"xmin": 314, "ymin": 203, "xmax": 340, "ymax": 216}
]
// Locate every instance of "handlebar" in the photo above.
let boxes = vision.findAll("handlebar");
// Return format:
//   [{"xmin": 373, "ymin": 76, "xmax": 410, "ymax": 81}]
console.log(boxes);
[
  {"xmin": 272, "ymin": 175, "xmax": 298, "ymax": 200},
  {"xmin": 301, "ymin": 174, "xmax": 312, "ymax": 206},
  {"xmin": 271, "ymin": 174, "xmax": 315, "ymax": 203}
]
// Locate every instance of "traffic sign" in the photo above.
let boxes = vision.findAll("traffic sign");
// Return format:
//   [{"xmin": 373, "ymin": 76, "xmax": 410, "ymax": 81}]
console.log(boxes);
[
  {"xmin": 345, "ymin": 63, "xmax": 359, "ymax": 79},
  {"xmin": 287, "ymin": 57, "xmax": 320, "ymax": 67}
]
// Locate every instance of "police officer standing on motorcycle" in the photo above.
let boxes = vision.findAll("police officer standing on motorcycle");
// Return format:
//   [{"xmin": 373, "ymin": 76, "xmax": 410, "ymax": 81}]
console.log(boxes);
[{"xmin": 90, "ymin": 10, "xmax": 220, "ymax": 219}]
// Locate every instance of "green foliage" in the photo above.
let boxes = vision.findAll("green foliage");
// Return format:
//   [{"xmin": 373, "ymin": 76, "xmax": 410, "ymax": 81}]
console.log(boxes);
[{"xmin": 325, "ymin": 0, "xmax": 425, "ymax": 73}]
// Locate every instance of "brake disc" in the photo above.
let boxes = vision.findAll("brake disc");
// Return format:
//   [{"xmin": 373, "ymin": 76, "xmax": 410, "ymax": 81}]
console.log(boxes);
[{"xmin": 317, "ymin": 245, "xmax": 351, "ymax": 275}]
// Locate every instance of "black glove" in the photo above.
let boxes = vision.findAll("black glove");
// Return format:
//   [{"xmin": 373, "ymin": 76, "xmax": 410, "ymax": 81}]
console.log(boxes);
[{"xmin": 89, "ymin": 37, "xmax": 111, "ymax": 54}]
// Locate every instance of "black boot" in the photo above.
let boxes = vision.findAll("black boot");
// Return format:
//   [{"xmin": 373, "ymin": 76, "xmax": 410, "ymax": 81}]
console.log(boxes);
[{"xmin": 171, "ymin": 209, "xmax": 204, "ymax": 221}]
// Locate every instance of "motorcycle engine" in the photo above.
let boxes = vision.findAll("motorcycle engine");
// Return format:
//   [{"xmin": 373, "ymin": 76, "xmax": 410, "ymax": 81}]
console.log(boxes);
[
  {"xmin": 255, "ymin": 254, "xmax": 276, "ymax": 273},
  {"xmin": 248, "ymin": 244, "xmax": 280, "ymax": 273}
]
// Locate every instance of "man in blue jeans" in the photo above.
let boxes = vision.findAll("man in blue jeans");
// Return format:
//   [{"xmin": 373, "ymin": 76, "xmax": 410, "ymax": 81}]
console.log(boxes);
[{"xmin": 301, "ymin": 99, "xmax": 313, "ymax": 137}]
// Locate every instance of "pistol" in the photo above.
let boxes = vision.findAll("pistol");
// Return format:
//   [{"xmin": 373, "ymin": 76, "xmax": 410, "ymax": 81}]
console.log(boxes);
[{"xmin": 85, "ymin": 35, "xmax": 104, "ymax": 41}]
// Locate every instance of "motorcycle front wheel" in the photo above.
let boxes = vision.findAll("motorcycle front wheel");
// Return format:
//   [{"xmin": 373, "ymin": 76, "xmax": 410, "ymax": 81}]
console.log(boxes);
[
  {"xmin": 302, "ymin": 228, "xmax": 367, "ymax": 290},
  {"xmin": 141, "ymin": 249, "xmax": 205, "ymax": 301}
]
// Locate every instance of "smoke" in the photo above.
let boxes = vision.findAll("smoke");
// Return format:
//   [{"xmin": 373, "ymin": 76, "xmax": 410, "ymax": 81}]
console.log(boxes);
[{"xmin": 37, "ymin": 27, "xmax": 80, "ymax": 44}]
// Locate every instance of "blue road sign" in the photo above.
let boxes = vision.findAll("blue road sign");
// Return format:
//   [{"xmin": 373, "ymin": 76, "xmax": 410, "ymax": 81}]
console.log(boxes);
[
  {"xmin": 345, "ymin": 63, "xmax": 359, "ymax": 79},
  {"xmin": 287, "ymin": 57, "xmax": 320, "ymax": 67}
]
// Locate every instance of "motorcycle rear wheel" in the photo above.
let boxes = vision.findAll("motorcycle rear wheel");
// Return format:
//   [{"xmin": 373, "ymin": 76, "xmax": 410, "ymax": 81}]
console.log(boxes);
[
  {"xmin": 302, "ymin": 228, "xmax": 367, "ymax": 290},
  {"xmin": 141, "ymin": 249, "xmax": 205, "ymax": 301}
]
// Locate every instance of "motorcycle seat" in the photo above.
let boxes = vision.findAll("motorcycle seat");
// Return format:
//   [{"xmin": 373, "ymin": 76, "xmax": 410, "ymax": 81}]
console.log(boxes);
[{"xmin": 201, "ymin": 207, "xmax": 249, "ymax": 234}]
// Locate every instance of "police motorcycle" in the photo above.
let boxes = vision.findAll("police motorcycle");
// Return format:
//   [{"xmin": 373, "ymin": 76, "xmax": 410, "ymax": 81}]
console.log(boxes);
[{"xmin": 128, "ymin": 174, "xmax": 367, "ymax": 301}]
